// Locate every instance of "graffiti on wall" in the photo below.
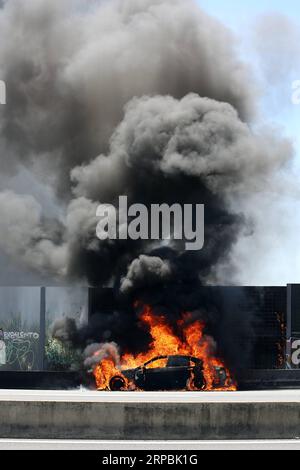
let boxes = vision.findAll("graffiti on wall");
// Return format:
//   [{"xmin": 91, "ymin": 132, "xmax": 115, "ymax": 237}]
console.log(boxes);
[{"xmin": 4, "ymin": 332, "xmax": 39, "ymax": 370}]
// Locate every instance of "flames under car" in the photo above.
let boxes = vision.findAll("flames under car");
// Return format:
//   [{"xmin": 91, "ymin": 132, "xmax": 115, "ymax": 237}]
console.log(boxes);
[{"xmin": 107, "ymin": 355, "xmax": 228, "ymax": 391}]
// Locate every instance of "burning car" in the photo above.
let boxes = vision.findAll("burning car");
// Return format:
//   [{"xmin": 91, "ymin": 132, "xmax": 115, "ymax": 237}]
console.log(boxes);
[
  {"xmin": 106, "ymin": 355, "xmax": 230, "ymax": 391},
  {"xmin": 109, "ymin": 355, "xmax": 206, "ymax": 391},
  {"xmin": 91, "ymin": 304, "xmax": 237, "ymax": 392}
]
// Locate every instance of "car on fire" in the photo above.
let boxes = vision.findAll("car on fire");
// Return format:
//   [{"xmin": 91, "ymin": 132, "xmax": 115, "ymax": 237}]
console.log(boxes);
[{"xmin": 108, "ymin": 355, "xmax": 228, "ymax": 391}]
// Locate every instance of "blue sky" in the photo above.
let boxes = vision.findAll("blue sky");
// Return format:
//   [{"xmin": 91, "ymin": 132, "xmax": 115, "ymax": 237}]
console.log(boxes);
[
  {"xmin": 198, "ymin": 0, "xmax": 300, "ymax": 155},
  {"xmin": 198, "ymin": 0, "xmax": 300, "ymax": 29},
  {"xmin": 195, "ymin": 1, "xmax": 300, "ymax": 285}
]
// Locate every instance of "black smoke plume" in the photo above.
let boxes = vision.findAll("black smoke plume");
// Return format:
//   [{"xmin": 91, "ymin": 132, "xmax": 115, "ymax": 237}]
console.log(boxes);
[
  {"xmin": 0, "ymin": 0, "xmax": 294, "ymax": 374},
  {"xmin": 0, "ymin": 0, "xmax": 292, "ymax": 286}
]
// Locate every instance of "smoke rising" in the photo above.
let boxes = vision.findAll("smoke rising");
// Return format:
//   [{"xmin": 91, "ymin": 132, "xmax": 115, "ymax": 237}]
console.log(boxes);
[
  {"xmin": 0, "ymin": 0, "xmax": 254, "ymax": 195},
  {"xmin": 83, "ymin": 342, "xmax": 120, "ymax": 371},
  {"xmin": 0, "ymin": 0, "xmax": 296, "ymax": 374},
  {"xmin": 0, "ymin": 0, "xmax": 294, "ymax": 287},
  {"xmin": 121, "ymin": 255, "xmax": 173, "ymax": 294},
  {"xmin": 0, "ymin": 0, "xmax": 278, "ymax": 286},
  {"xmin": 0, "ymin": 90, "xmax": 292, "ymax": 285},
  {"xmin": 0, "ymin": 190, "xmax": 67, "ymax": 277}
]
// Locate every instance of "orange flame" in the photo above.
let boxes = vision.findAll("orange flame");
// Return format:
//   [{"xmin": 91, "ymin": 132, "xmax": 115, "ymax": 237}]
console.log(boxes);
[{"xmin": 93, "ymin": 304, "xmax": 236, "ymax": 391}]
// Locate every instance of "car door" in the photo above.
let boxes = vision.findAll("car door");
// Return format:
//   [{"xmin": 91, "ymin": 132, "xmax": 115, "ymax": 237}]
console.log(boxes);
[{"xmin": 143, "ymin": 356, "xmax": 190, "ymax": 391}]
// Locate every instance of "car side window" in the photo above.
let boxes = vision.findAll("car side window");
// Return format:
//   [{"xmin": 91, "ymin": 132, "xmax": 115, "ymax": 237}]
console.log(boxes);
[{"xmin": 145, "ymin": 357, "xmax": 168, "ymax": 369}]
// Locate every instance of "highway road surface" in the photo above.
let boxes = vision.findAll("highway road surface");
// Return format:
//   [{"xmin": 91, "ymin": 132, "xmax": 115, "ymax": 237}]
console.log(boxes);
[{"xmin": 0, "ymin": 389, "xmax": 299, "ymax": 402}]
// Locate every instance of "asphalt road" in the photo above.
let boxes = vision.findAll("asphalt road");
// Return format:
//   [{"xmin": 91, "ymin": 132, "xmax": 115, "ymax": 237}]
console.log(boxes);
[
  {"xmin": 0, "ymin": 439, "xmax": 299, "ymax": 450},
  {"xmin": 0, "ymin": 389, "xmax": 299, "ymax": 402}
]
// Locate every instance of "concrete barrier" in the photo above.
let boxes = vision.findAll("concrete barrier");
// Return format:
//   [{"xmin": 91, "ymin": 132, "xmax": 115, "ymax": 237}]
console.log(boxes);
[{"xmin": 0, "ymin": 391, "xmax": 300, "ymax": 440}]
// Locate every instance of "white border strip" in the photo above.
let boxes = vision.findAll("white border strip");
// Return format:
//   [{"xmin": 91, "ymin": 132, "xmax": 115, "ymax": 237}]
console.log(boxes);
[
  {"xmin": 0, "ymin": 439, "xmax": 300, "ymax": 450},
  {"xmin": 0, "ymin": 389, "xmax": 299, "ymax": 403}
]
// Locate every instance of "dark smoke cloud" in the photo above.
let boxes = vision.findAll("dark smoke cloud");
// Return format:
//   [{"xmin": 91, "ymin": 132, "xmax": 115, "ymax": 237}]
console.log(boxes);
[
  {"xmin": 120, "ymin": 255, "xmax": 173, "ymax": 294},
  {"xmin": 68, "ymin": 93, "xmax": 291, "ymax": 286},
  {"xmin": 0, "ymin": 0, "xmax": 293, "ymax": 294},
  {"xmin": 0, "ymin": 0, "xmax": 294, "ymax": 384},
  {"xmin": 72, "ymin": 93, "xmax": 290, "ymax": 200},
  {"xmin": 52, "ymin": 316, "xmax": 78, "ymax": 344},
  {"xmin": 0, "ymin": 0, "xmax": 254, "ymax": 197},
  {"xmin": 0, "ymin": 90, "xmax": 291, "ymax": 285},
  {"xmin": 0, "ymin": 0, "xmax": 273, "ymax": 284}
]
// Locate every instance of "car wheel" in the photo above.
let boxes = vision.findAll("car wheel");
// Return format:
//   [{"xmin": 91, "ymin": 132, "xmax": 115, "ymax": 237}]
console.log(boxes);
[{"xmin": 109, "ymin": 375, "xmax": 127, "ymax": 391}]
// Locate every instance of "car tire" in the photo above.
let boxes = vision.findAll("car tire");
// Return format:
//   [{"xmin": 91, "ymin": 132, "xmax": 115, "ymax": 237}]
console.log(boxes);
[{"xmin": 109, "ymin": 375, "xmax": 127, "ymax": 391}]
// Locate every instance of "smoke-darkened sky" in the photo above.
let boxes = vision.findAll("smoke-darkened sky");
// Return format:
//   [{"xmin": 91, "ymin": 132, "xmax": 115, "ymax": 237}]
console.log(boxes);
[{"xmin": 0, "ymin": 0, "xmax": 299, "ymax": 287}]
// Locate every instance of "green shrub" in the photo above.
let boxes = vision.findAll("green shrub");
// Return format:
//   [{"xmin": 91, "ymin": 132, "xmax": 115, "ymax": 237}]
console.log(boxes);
[{"xmin": 45, "ymin": 338, "xmax": 81, "ymax": 371}]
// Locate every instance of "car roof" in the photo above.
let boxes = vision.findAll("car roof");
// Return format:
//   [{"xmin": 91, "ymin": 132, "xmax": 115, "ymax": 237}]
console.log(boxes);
[{"xmin": 143, "ymin": 355, "xmax": 202, "ymax": 366}]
